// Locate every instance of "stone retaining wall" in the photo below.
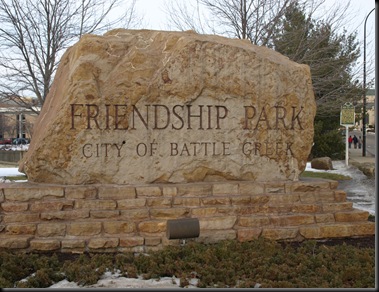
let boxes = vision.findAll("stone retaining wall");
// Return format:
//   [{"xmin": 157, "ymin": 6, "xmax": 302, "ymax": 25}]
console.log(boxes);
[{"xmin": 0, "ymin": 178, "xmax": 374, "ymax": 253}]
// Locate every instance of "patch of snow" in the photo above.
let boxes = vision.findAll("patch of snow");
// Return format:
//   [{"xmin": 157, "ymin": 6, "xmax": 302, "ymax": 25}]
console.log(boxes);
[{"xmin": 49, "ymin": 275, "xmax": 188, "ymax": 289}]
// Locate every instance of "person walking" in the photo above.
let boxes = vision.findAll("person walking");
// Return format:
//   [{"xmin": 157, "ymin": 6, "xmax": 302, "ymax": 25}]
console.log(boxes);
[
  {"xmin": 348, "ymin": 135, "xmax": 353, "ymax": 148},
  {"xmin": 358, "ymin": 136, "xmax": 362, "ymax": 149},
  {"xmin": 353, "ymin": 135, "xmax": 358, "ymax": 149}
]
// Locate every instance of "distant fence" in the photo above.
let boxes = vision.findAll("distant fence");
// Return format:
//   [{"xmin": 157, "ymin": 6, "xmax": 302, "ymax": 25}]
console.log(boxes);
[{"xmin": 0, "ymin": 150, "xmax": 25, "ymax": 163}]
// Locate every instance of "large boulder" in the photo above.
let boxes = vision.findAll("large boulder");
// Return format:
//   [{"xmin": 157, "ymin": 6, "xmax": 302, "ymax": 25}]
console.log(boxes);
[
  {"xmin": 19, "ymin": 29, "xmax": 316, "ymax": 185},
  {"xmin": 311, "ymin": 157, "xmax": 334, "ymax": 170}
]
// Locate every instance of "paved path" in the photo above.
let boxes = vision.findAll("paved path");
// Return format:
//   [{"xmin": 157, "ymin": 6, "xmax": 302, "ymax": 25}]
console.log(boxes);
[{"xmin": 348, "ymin": 146, "xmax": 375, "ymax": 177}]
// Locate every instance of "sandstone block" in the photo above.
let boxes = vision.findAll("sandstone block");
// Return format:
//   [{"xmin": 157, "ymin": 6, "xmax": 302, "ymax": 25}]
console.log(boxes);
[
  {"xmin": 65, "ymin": 186, "xmax": 98, "ymax": 199},
  {"xmin": 103, "ymin": 221, "xmax": 136, "ymax": 234},
  {"xmin": 250, "ymin": 195, "xmax": 270, "ymax": 204},
  {"xmin": 177, "ymin": 184, "xmax": 212, "ymax": 197},
  {"xmin": 119, "ymin": 236, "xmax": 144, "ymax": 247},
  {"xmin": 298, "ymin": 225, "xmax": 320, "ymax": 239},
  {"xmin": 4, "ymin": 186, "xmax": 64, "ymax": 201},
  {"xmin": 265, "ymin": 182, "xmax": 286, "ymax": 193},
  {"xmin": 198, "ymin": 230, "xmax": 236, "ymax": 244},
  {"xmin": 30, "ymin": 239, "xmax": 60, "ymax": 251},
  {"xmin": 2, "ymin": 213, "xmax": 40, "ymax": 224},
  {"xmin": 136, "ymin": 186, "xmax": 162, "ymax": 197},
  {"xmin": 74, "ymin": 199, "xmax": 116, "ymax": 210},
  {"xmin": 334, "ymin": 210, "xmax": 369, "ymax": 222},
  {"xmin": 0, "ymin": 236, "xmax": 30, "ymax": 249},
  {"xmin": 88, "ymin": 238, "xmax": 119, "ymax": 249},
  {"xmin": 222, "ymin": 206, "xmax": 260, "ymax": 215},
  {"xmin": 61, "ymin": 239, "xmax": 86, "ymax": 250},
  {"xmin": 41, "ymin": 209, "xmax": 89, "ymax": 220},
  {"xmin": 30, "ymin": 201, "xmax": 70, "ymax": 212},
  {"xmin": 329, "ymin": 180, "xmax": 339, "ymax": 189},
  {"xmin": 138, "ymin": 220, "xmax": 166, "ymax": 233},
  {"xmin": 216, "ymin": 206, "xmax": 241, "ymax": 215},
  {"xmin": 290, "ymin": 180, "xmax": 323, "ymax": 192},
  {"xmin": 212, "ymin": 183, "xmax": 239, "ymax": 196},
  {"xmin": 144, "ymin": 237, "xmax": 161, "ymax": 246},
  {"xmin": 119, "ymin": 209, "xmax": 149, "ymax": 219},
  {"xmin": 315, "ymin": 213, "xmax": 335, "ymax": 223},
  {"xmin": 261, "ymin": 227, "xmax": 298, "ymax": 240},
  {"xmin": 270, "ymin": 214, "xmax": 315, "ymax": 226},
  {"xmin": 6, "ymin": 223, "xmax": 37, "ymax": 235},
  {"xmin": 98, "ymin": 186, "xmax": 136, "ymax": 199},
  {"xmin": 201, "ymin": 197, "xmax": 231, "ymax": 206},
  {"xmin": 67, "ymin": 222, "xmax": 102, "ymax": 236},
  {"xmin": 199, "ymin": 216, "xmax": 236, "ymax": 230},
  {"xmin": 238, "ymin": 216, "xmax": 270, "ymax": 227},
  {"xmin": 90, "ymin": 210, "xmax": 120, "ymax": 218},
  {"xmin": 322, "ymin": 202, "xmax": 353, "ymax": 212},
  {"xmin": 173, "ymin": 197, "xmax": 201, "ymax": 206},
  {"xmin": 149, "ymin": 208, "xmax": 190, "ymax": 219},
  {"xmin": 333, "ymin": 190, "xmax": 347, "ymax": 202},
  {"xmin": 239, "ymin": 183, "xmax": 264, "ymax": 195},
  {"xmin": 265, "ymin": 204, "xmax": 292, "ymax": 213},
  {"xmin": 230, "ymin": 195, "xmax": 251, "ymax": 205},
  {"xmin": 117, "ymin": 198, "xmax": 146, "ymax": 209},
  {"xmin": 267, "ymin": 193, "xmax": 300, "ymax": 204},
  {"xmin": 191, "ymin": 207, "xmax": 218, "ymax": 217},
  {"xmin": 291, "ymin": 178, "xmax": 331, "ymax": 192},
  {"xmin": 348, "ymin": 221, "xmax": 375, "ymax": 236},
  {"xmin": 162, "ymin": 186, "xmax": 177, "ymax": 197},
  {"xmin": 300, "ymin": 224, "xmax": 364, "ymax": 239},
  {"xmin": 37, "ymin": 223, "xmax": 66, "ymax": 237},
  {"xmin": 1, "ymin": 202, "xmax": 29, "ymax": 212},
  {"xmin": 291, "ymin": 203, "xmax": 322, "ymax": 213},
  {"xmin": 237, "ymin": 228, "xmax": 262, "ymax": 242},
  {"xmin": 146, "ymin": 197, "xmax": 172, "ymax": 208}
]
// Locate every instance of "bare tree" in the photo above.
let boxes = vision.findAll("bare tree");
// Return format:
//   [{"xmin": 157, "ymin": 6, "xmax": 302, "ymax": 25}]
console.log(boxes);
[
  {"xmin": 164, "ymin": 0, "xmax": 295, "ymax": 45},
  {"xmin": 0, "ymin": 0, "xmax": 141, "ymax": 114},
  {"xmin": 163, "ymin": 0, "xmax": 209, "ymax": 33},
  {"xmin": 163, "ymin": 0, "xmax": 365, "ymax": 114}
]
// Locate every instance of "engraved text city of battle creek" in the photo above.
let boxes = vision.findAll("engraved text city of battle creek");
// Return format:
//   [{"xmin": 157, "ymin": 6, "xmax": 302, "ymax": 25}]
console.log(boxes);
[{"xmin": 70, "ymin": 101, "xmax": 304, "ymax": 160}]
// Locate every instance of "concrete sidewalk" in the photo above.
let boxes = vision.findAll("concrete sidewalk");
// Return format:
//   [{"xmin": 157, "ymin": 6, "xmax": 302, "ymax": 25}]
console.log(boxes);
[
  {"xmin": 348, "ymin": 146, "xmax": 375, "ymax": 177},
  {"xmin": 348, "ymin": 146, "xmax": 375, "ymax": 163}
]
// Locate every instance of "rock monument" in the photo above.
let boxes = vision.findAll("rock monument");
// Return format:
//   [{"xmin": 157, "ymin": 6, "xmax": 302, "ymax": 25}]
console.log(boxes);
[
  {"xmin": 19, "ymin": 29, "xmax": 316, "ymax": 185},
  {"xmin": 1, "ymin": 30, "xmax": 373, "ymax": 253}
]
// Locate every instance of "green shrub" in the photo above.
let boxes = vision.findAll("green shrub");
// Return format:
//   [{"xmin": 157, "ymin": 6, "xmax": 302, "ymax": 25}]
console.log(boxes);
[
  {"xmin": 0, "ymin": 237, "xmax": 375, "ymax": 288},
  {"xmin": 311, "ymin": 120, "xmax": 345, "ymax": 159}
]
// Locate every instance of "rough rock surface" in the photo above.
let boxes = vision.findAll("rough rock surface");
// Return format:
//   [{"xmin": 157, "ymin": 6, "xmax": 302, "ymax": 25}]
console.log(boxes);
[
  {"xmin": 311, "ymin": 157, "xmax": 334, "ymax": 170},
  {"xmin": 19, "ymin": 29, "xmax": 316, "ymax": 185}
]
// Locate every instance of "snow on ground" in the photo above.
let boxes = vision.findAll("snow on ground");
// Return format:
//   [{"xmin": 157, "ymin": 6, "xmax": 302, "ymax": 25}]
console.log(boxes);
[
  {"xmin": 0, "ymin": 167, "xmax": 24, "ymax": 177},
  {"xmin": 305, "ymin": 160, "xmax": 376, "ymax": 215},
  {"xmin": 0, "ymin": 144, "xmax": 29, "ymax": 151},
  {"xmin": 48, "ymin": 273, "xmax": 193, "ymax": 289}
]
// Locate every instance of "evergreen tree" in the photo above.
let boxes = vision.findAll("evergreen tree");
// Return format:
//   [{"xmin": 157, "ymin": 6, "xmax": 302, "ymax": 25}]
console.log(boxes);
[{"xmin": 271, "ymin": 1, "xmax": 361, "ymax": 159}]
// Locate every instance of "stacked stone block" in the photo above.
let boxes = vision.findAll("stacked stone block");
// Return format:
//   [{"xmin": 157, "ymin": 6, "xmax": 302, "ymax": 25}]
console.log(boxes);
[{"xmin": 0, "ymin": 178, "xmax": 374, "ymax": 253}]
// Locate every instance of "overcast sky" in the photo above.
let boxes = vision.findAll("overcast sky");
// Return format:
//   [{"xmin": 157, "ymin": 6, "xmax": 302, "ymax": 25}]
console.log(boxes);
[{"xmin": 134, "ymin": 0, "xmax": 375, "ymax": 84}]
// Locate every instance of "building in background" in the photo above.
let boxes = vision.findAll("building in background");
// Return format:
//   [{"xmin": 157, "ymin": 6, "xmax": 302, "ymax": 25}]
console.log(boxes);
[
  {"xmin": 0, "ymin": 98, "xmax": 40, "ymax": 142},
  {"xmin": 355, "ymin": 88, "xmax": 375, "ymax": 132}
]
